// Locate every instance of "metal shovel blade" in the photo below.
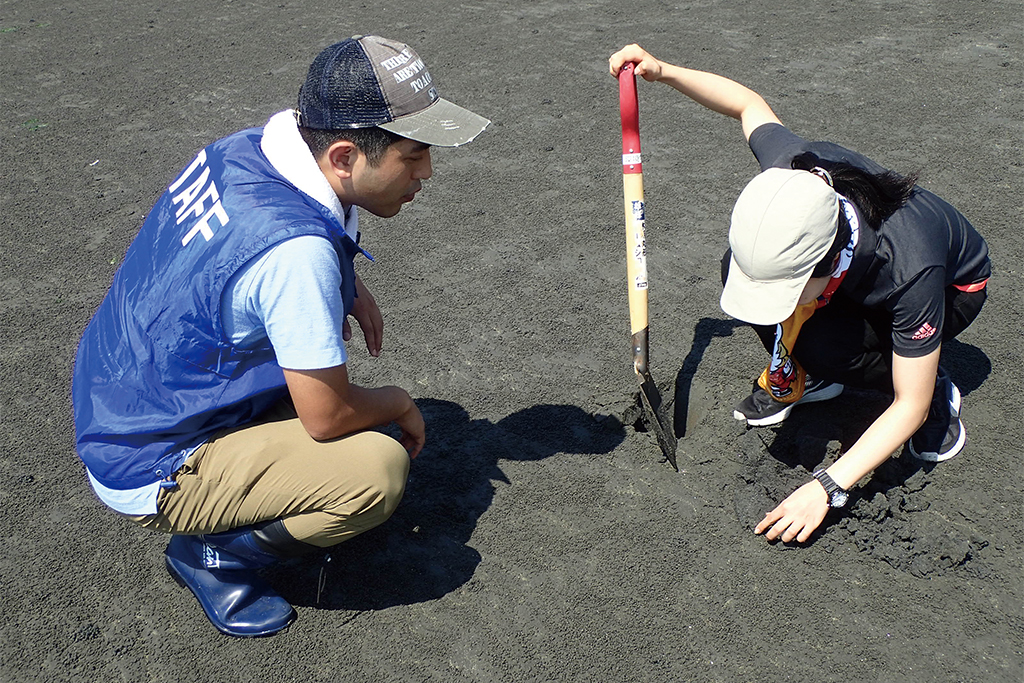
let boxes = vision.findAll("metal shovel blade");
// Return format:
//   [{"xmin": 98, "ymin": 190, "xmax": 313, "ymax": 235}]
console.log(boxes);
[{"xmin": 637, "ymin": 370, "xmax": 678, "ymax": 471}]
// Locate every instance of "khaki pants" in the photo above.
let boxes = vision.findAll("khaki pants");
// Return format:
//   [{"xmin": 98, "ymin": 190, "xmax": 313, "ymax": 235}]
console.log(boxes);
[{"xmin": 128, "ymin": 401, "xmax": 410, "ymax": 548}]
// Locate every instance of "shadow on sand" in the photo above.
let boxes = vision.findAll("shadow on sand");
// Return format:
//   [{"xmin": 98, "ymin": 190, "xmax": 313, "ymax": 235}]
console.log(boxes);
[
  {"xmin": 671, "ymin": 317, "xmax": 748, "ymax": 439},
  {"xmin": 656, "ymin": 316, "xmax": 992, "ymax": 548},
  {"xmin": 277, "ymin": 398, "xmax": 625, "ymax": 611},
  {"xmin": 731, "ymin": 337, "xmax": 992, "ymax": 546}
]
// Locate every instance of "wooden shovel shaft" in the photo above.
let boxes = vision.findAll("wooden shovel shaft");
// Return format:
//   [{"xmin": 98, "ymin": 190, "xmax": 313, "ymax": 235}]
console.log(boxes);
[
  {"xmin": 619, "ymin": 63, "xmax": 678, "ymax": 471},
  {"xmin": 620, "ymin": 63, "xmax": 650, "ymax": 368}
]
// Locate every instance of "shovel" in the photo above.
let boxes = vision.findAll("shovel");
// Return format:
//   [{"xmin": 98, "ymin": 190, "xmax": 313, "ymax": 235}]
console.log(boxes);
[{"xmin": 618, "ymin": 62, "xmax": 678, "ymax": 471}]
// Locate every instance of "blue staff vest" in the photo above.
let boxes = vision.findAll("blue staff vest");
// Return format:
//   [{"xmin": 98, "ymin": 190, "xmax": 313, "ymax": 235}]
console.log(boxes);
[{"xmin": 72, "ymin": 128, "xmax": 359, "ymax": 491}]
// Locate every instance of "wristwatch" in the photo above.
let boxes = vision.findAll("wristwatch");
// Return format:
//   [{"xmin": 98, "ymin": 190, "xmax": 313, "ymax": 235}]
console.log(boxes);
[{"xmin": 813, "ymin": 469, "xmax": 849, "ymax": 509}]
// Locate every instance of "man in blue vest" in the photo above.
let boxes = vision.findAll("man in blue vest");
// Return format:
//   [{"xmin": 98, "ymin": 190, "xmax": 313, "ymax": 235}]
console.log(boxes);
[{"xmin": 71, "ymin": 35, "xmax": 489, "ymax": 637}]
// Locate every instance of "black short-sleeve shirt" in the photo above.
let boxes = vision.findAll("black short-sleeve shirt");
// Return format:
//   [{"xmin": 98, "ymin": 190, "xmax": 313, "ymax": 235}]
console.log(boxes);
[{"xmin": 748, "ymin": 123, "xmax": 990, "ymax": 357}]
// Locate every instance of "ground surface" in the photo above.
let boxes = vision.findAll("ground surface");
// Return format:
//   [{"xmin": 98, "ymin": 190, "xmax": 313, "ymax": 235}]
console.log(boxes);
[{"xmin": 1, "ymin": 1, "xmax": 1021, "ymax": 682}]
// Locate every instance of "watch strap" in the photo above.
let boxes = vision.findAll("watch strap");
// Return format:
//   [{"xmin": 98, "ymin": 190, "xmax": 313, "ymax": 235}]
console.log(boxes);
[{"xmin": 813, "ymin": 469, "xmax": 847, "ymax": 506}]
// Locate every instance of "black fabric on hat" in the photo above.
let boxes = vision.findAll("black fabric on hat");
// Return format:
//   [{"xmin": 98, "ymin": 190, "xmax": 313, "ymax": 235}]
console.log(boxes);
[{"xmin": 298, "ymin": 39, "xmax": 390, "ymax": 130}]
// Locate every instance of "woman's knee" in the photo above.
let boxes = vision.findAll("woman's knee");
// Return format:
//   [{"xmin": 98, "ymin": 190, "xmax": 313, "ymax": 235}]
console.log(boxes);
[{"xmin": 944, "ymin": 287, "xmax": 986, "ymax": 341}]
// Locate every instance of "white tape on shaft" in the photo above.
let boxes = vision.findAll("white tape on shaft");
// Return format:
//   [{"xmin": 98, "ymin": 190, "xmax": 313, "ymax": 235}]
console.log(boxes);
[{"xmin": 622, "ymin": 153, "xmax": 641, "ymax": 165}]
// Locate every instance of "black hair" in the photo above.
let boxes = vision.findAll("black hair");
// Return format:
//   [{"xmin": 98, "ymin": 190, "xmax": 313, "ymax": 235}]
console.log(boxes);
[
  {"xmin": 791, "ymin": 152, "xmax": 919, "ymax": 229},
  {"xmin": 792, "ymin": 151, "xmax": 919, "ymax": 276},
  {"xmin": 297, "ymin": 125, "xmax": 404, "ymax": 166},
  {"xmin": 810, "ymin": 210, "xmax": 852, "ymax": 277}
]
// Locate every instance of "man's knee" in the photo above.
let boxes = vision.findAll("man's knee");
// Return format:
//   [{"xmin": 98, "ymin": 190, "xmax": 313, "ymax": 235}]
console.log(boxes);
[
  {"xmin": 360, "ymin": 432, "xmax": 411, "ymax": 518},
  {"xmin": 299, "ymin": 432, "xmax": 411, "ymax": 546}
]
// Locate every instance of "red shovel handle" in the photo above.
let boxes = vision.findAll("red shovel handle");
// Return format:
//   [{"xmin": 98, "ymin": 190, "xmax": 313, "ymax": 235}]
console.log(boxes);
[{"xmin": 618, "ymin": 63, "xmax": 642, "ymax": 174}]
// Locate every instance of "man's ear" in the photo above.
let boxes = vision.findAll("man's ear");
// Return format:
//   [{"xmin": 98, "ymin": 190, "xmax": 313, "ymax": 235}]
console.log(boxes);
[{"xmin": 324, "ymin": 140, "xmax": 359, "ymax": 180}]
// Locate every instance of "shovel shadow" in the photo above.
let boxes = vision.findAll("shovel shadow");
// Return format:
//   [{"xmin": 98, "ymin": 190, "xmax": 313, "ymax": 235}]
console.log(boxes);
[{"xmin": 672, "ymin": 316, "xmax": 748, "ymax": 438}]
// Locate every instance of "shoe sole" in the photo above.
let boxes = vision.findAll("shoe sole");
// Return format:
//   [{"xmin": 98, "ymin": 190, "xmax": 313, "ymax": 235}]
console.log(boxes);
[
  {"xmin": 735, "ymin": 403, "xmax": 794, "ymax": 427},
  {"xmin": 734, "ymin": 383, "xmax": 845, "ymax": 427}
]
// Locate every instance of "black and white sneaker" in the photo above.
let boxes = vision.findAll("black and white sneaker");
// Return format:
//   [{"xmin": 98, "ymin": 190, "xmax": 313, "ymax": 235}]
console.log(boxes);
[
  {"xmin": 732, "ymin": 375, "xmax": 844, "ymax": 427},
  {"xmin": 908, "ymin": 367, "xmax": 965, "ymax": 462}
]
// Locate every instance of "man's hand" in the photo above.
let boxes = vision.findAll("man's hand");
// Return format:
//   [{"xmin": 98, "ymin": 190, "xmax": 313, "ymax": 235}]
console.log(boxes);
[
  {"xmin": 284, "ymin": 366, "xmax": 425, "ymax": 453},
  {"xmin": 754, "ymin": 480, "xmax": 829, "ymax": 543},
  {"xmin": 609, "ymin": 44, "xmax": 663, "ymax": 81},
  {"xmin": 343, "ymin": 274, "xmax": 383, "ymax": 357},
  {"xmin": 395, "ymin": 402, "xmax": 425, "ymax": 459}
]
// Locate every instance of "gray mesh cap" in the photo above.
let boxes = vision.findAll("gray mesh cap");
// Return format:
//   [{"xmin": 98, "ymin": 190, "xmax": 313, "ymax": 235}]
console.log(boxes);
[
  {"xmin": 720, "ymin": 168, "xmax": 839, "ymax": 325},
  {"xmin": 297, "ymin": 35, "xmax": 489, "ymax": 147}
]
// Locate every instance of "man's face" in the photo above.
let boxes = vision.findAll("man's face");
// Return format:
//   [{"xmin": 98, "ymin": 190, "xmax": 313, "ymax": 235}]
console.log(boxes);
[{"xmin": 349, "ymin": 139, "xmax": 433, "ymax": 218}]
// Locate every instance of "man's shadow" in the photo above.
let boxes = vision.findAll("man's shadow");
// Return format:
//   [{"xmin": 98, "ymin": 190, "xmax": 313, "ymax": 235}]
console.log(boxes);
[{"xmin": 279, "ymin": 399, "xmax": 625, "ymax": 610}]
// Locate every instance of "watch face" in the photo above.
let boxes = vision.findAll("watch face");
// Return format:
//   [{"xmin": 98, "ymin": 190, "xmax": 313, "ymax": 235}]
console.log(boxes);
[{"xmin": 831, "ymin": 490, "xmax": 849, "ymax": 508}]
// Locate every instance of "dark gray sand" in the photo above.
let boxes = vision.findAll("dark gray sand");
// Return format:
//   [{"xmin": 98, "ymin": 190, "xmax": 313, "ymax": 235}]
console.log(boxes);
[{"xmin": 1, "ymin": 2, "xmax": 1021, "ymax": 681}]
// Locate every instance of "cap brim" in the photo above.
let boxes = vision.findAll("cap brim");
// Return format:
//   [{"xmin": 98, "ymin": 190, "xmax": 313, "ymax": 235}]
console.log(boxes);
[
  {"xmin": 720, "ymin": 252, "xmax": 815, "ymax": 325},
  {"xmin": 379, "ymin": 98, "xmax": 489, "ymax": 147}
]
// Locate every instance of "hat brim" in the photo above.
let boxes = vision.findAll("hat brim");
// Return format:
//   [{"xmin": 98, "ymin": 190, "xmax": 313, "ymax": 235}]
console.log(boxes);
[
  {"xmin": 720, "ymin": 252, "xmax": 816, "ymax": 326},
  {"xmin": 379, "ymin": 98, "xmax": 490, "ymax": 147}
]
